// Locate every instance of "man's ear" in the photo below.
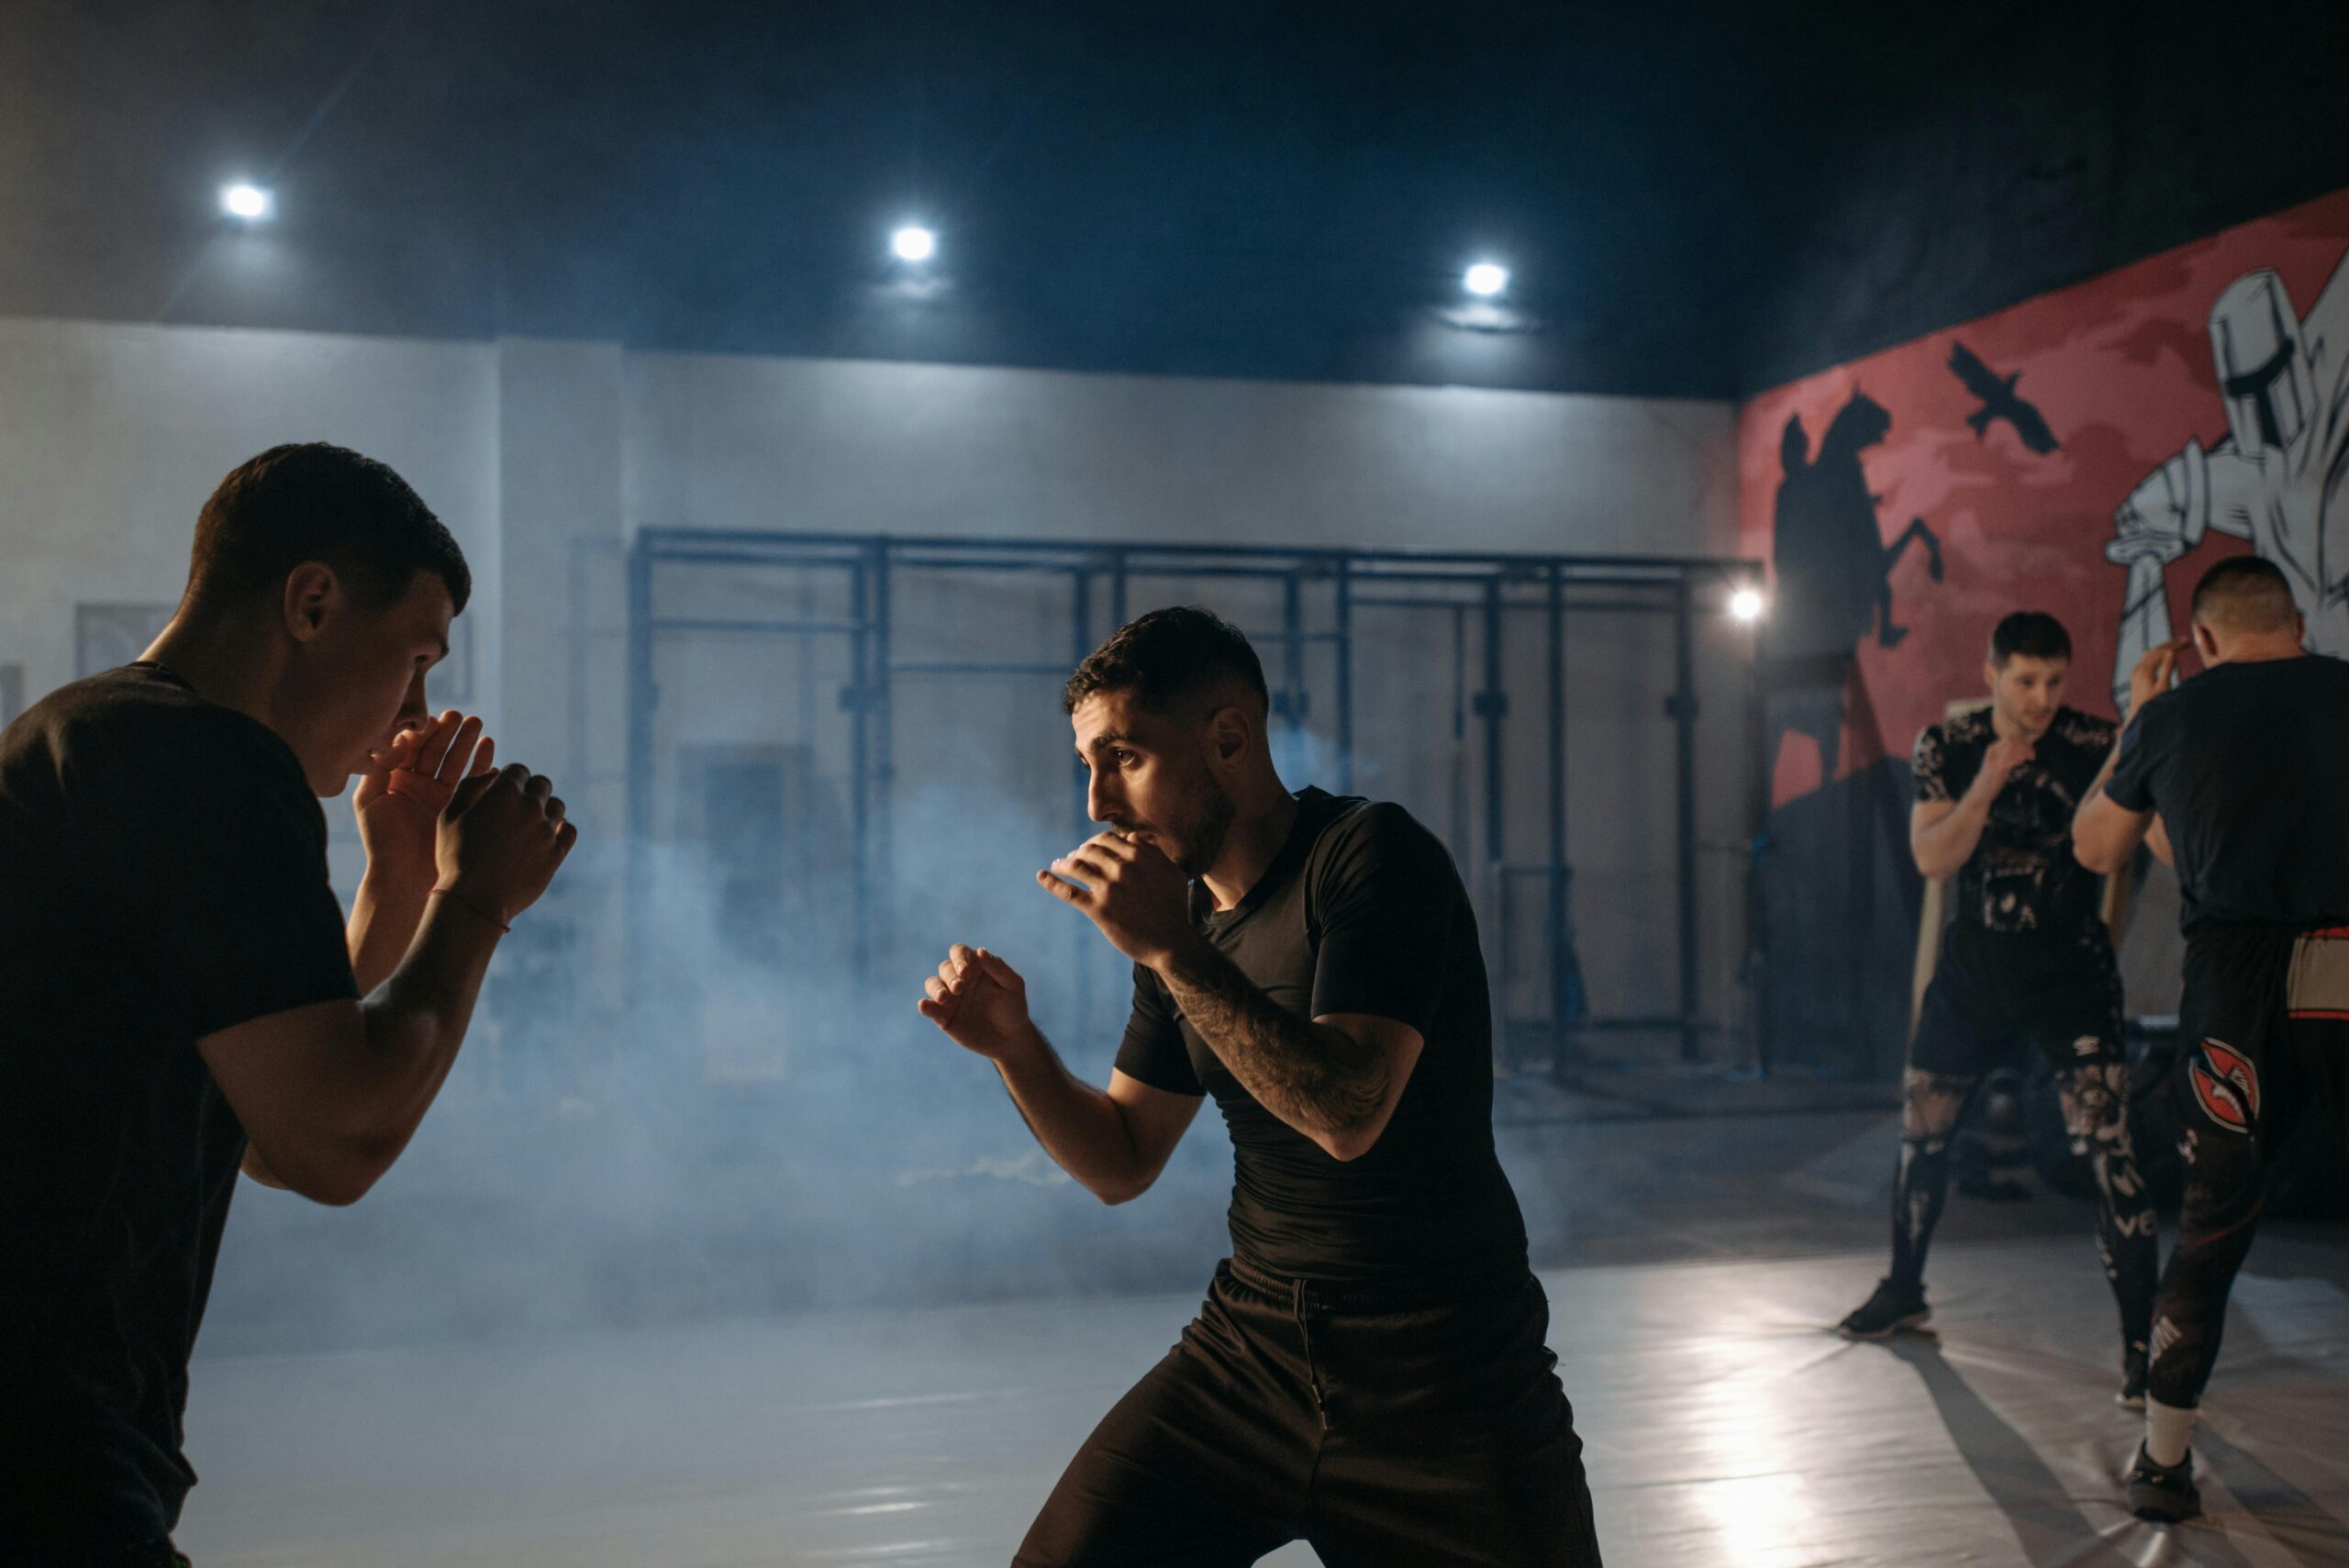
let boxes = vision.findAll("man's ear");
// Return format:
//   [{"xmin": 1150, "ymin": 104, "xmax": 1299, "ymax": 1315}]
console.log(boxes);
[
  {"xmin": 281, "ymin": 562, "xmax": 340, "ymax": 644},
  {"xmin": 1208, "ymin": 703, "xmax": 1254, "ymax": 762},
  {"xmin": 2192, "ymin": 621, "xmax": 2220, "ymax": 661},
  {"xmin": 1982, "ymin": 659, "xmax": 2000, "ymax": 695}
]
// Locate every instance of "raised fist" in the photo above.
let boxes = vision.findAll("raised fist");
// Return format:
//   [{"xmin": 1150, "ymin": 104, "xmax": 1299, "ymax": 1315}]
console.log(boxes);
[
  {"xmin": 434, "ymin": 762, "xmax": 577, "ymax": 927},
  {"xmin": 919, "ymin": 944, "xmax": 1038, "ymax": 1062},
  {"xmin": 1971, "ymin": 735, "xmax": 2035, "ymax": 799}
]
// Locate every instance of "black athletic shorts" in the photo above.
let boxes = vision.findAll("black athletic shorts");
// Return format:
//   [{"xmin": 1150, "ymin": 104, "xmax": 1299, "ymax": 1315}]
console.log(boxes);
[
  {"xmin": 1910, "ymin": 920, "xmax": 2122, "ymax": 1076},
  {"xmin": 2176, "ymin": 923, "xmax": 2349, "ymax": 1151}
]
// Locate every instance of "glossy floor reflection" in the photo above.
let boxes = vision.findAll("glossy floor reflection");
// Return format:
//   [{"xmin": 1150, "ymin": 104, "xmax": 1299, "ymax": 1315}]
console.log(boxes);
[{"xmin": 179, "ymin": 1234, "xmax": 2348, "ymax": 1566}]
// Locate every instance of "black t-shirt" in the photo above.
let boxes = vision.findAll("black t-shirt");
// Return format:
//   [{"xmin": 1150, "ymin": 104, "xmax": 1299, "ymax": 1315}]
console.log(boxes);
[
  {"xmin": 1115, "ymin": 788, "xmax": 1530, "ymax": 1287},
  {"xmin": 0, "ymin": 664, "xmax": 358, "ymax": 1541},
  {"xmin": 2105, "ymin": 654, "xmax": 2349, "ymax": 934},
  {"xmin": 1912, "ymin": 706, "xmax": 2116, "ymax": 934}
]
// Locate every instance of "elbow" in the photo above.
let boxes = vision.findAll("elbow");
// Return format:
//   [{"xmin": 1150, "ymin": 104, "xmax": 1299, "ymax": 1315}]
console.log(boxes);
[
  {"xmin": 276, "ymin": 1164, "xmax": 374, "ymax": 1207},
  {"xmin": 2073, "ymin": 840, "xmax": 2121, "ymax": 877},
  {"xmin": 1090, "ymin": 1173, "xmax": 1152, "ymax": 1207},
  {"xmin": 302, "ymin": 1178, "xmax": 373, "ymax": 1209},
  {"xmin": 258, "ymin": 1140, "xmax": 395, "ymax": 1208}
]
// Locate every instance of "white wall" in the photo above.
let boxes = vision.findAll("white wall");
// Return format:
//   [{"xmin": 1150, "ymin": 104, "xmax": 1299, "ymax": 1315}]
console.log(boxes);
[
  {"xmin": 622, "ymin": 352, "xmax": 1738, "ymax": 556},
  {"xmin": 0, "ymin": 316, "xmax": 501, "ymax": 723},
  {"xmin": 0, "ymin": 317, "xmax": 1737, "ymax": 737}
]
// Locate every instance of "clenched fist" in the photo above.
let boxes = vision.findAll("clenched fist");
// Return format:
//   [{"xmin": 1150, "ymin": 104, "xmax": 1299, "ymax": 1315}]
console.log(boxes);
[
  {"xmin": 1969, "ymin": 735, "xmax": 2035, "ymax": 801},
  {"xmin": 1038, "ymin": 832, "xmax": 1197, "ymax": 970},
  {"xmin": 434, "ymin": 762, "xmax": 577, "ymax": 928}
]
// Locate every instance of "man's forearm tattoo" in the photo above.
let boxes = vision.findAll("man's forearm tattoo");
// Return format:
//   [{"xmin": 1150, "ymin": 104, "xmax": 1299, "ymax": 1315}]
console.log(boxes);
[{"xmin": 1158, "ymin": 942, "xmax": 1388, "ymax": 1137}]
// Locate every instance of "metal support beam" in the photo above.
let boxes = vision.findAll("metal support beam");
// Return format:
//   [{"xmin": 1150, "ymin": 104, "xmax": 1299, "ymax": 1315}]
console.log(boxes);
[
  {"xmin": 1743, "ymin": 613, "xmax": 1772, "ymax": 1077},
  {"xmin": 1072, "ymin": 566, "xmax": 1095, "ymax": 1031},
  {"xmin": 1477, "ymin": 576, "xmax": 1507, "ymax": 870},
  {"xmin": 846, "ymin": 557, "xmax": 871, "ymax": 979},
  {"xmin": 871, "ymin": 539, "xmax": 895, "ymax": 962},
  {"xmin": 623, "ymin": 538, "xmax": 656, "ymax": 1010},
  {"xmin": 1671, "ymin": 576, "xmax": 1701, "ymax": 1062},
  {"xmin": 1333, "ymin": 558, "xmax": 1354, "ymax": 796},
  {"xmin": 1278, "ymin": 570, "xmax": 1308, "ymax": 775},
  {"xmin": 1545, "ymin": 564, "xmax": 1577, "ymax": 1080}
]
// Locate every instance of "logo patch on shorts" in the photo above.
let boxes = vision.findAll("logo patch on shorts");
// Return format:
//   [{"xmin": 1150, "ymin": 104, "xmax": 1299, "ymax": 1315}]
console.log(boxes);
[{"xmin": 2188, "ymin": 1040, "xmax": 2260, "ymax": 1133}]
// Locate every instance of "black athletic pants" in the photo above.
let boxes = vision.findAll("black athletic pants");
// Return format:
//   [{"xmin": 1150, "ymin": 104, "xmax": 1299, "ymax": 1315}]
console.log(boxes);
[
  {"xmin": 1015, "ymin": 1256, "xmax": 1603, "ymax": 1567},
  {"xmin": 2148, "ymin": 924, "xmax": 2349, "ymax": 1410}
]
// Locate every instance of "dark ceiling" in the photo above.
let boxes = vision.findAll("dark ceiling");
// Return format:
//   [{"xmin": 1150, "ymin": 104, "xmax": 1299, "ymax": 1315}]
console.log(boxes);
[{"xmin": 4, "ymin": 1, "xmax": 2346, "ymax": 400}]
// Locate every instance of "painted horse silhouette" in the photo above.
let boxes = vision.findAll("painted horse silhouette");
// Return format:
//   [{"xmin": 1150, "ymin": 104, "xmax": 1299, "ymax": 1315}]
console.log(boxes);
[{"xmin": 1769, "ymin": 390, "xmax": 1943, "ymax": 777}]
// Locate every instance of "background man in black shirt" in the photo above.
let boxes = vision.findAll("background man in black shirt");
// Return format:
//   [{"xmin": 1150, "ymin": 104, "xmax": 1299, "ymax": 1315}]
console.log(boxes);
[
  {"xmin": 1838, "ymin": 614, "xmax": 2158, "ymax": 1410},
  {"xmin": 0, "ymin": 445, "xmax": 575, "ymax": 1565},
  {"xmin": 2076, "ymin": 555, "xmax": 2349, "ymax": 1524},
  {"xmin": 918, "ymin": 607, "xmax": 1602, "ymax": 1566}
]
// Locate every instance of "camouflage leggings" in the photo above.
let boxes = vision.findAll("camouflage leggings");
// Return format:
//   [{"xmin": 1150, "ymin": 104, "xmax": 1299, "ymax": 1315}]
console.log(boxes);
[{"xmin": 1890, "ymin": 1053, "xmax": 2158, "ymax": 1354}]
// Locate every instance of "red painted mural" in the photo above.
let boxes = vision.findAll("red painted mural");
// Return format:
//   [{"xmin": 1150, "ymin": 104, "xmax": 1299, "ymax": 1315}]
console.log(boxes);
[{"xmin": 1740, "ymin": 186, "xmax": 2349, "ymax": 808}]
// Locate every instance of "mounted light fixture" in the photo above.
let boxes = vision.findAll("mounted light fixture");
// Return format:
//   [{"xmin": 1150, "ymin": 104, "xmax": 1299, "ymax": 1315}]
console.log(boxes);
[
  {"xmin": 891, "ymin": 225, "xmax": 938, "ymax": 262},
  {"xmin": 221, "ymin": 182, "xmax": 273, "ymax": 221},
  {"xmin": 1463, "ymin": 261, "xmax": 1508, "ymax": 297}
]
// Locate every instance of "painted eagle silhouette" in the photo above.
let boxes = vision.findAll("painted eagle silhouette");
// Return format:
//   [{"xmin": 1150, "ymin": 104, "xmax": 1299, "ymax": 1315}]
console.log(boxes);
[{"xmin": 1947, "ymin": 340, "xmax": 2060, "ymax": 454}]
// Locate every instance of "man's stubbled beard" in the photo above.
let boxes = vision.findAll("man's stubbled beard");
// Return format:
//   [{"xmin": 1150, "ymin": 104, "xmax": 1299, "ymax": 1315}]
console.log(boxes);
[
  {"xmin": 1169, "ymin": 770, "xmax": 1235, "ymax": 877},
  {"xmin": 1119, "ymin": 748, "xmax": 1234, "ymax": 878}
]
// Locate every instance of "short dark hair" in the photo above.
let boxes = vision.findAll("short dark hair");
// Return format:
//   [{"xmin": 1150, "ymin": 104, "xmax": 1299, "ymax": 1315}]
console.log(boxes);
[
  {"xmin": 1989, "ymin": 611, "xmax": 2071, "ymax": 667},
  {"xmin": 1063, "ymin": 606, "xmax": 1269, "ymax": 717},
  {"xmin": 184, "ymin": 443, "xmax": 470, "ymax": 617},
  {"xmin": 2191, "ymin": 554, "xmax": 2298, "ymax": 634}
]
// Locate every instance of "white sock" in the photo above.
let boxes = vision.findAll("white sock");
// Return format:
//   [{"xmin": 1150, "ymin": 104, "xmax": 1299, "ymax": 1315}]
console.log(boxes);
[{"xmin": 2145, "ymin": 1397, "xmax": 2198, "ymax": 1467}]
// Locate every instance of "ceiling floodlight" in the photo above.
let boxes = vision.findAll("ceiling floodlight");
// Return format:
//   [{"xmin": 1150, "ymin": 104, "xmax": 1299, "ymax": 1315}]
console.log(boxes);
[
  {"xmin": 221, "ymin": 182, "xmax": 273, "ymax": 221},
  {"xmin": 1729, "ymin": 585, "xmax": 1767, "ymax": 624},
  {"xmin": 1463, "ymin": 261, "xmax": 1508, "ymax": 297},
  {"xmin": 891, "ymin": 225, "xmax": 938, "ymax": 262}
]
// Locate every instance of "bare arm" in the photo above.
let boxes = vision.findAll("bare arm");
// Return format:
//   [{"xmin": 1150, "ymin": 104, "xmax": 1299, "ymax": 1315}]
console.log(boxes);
[
  {"xmin": 343, "ymin": 713, "xmax": 498, "ymax": 995},
  {"xmin": 1155, "ymin": 939, "xmax": 1421, "ymax": 1162},
  {"xmin": 2076, "ymin": 638, "xmax": 2186, "ymax": 876},
  {"xmin": 1910, "ymin": 794, "xmax": 1992, "ymax": 882},
  {"xmin": 344, "ymin": 871, "xmax": 431, "ymax": 995},
  {"xmin": 208, "ymin": 895, "xmax": 507, "ymax": 1205},
  {"xmin": 920, "ymin": 945, "xmax": 1198, "ymax": 1204},
  {"xmin": 996, "ymin": 1044, "xmax": 1200, "ymax": 1204},
  {"xmin": 211, "ymin": 762, "xmax": 573, "ymax": 1206},
  {"xmin": 1913, "ymin": 730, "xmax": 2034, "ymax": 881},
  {"xmin": 239, "ymin": 1144, "xmax": 292, "ymax": 1189},
  {"xmin": 2073, "ymin": 740, "xmax": 2154, "ymax": 875}
]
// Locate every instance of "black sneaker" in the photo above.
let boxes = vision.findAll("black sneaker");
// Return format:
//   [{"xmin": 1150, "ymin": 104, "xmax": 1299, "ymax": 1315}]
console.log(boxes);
[
  {"xmin": 2127, "ymin": 1444, "xmax": 2200, "ymax": 1523},
  {"xmin": 2117, "ymin": 1347, "xmax": 2148, "ymax": 1410},
  {"xmin": 1837, "ymin": 1278, "xmax": 1931, "ymax": 1340}
]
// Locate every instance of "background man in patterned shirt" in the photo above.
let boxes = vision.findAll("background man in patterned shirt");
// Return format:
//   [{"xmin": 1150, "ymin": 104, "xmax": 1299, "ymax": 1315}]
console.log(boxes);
[{"xmin": 1837, "ymin": 612, "xmax": 2158, "ymax": 1411}]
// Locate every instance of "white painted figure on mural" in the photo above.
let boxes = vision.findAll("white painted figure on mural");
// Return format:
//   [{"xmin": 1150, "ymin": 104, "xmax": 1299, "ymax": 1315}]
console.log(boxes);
[{"xmin": 2108, "ymin": 249, "xmax": 2349, "ymax": 711}]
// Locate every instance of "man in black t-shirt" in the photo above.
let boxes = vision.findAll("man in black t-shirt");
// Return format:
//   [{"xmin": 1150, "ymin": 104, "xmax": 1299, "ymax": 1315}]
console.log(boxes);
[
  {"xmin": 918, "ymin": 608, "xmax": 1602, "ymax": 1566},
  {"xmin": 0, "ymin": 445, "xmax": 576, "ymax": 1564},
  {"xmin": 2076, "ymin": 555, "xmax": 2349, "ymax": 1524},
  {"xmin": 1838, "ymin": 613, "xmax": 2158, "ymax": 1406}
]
